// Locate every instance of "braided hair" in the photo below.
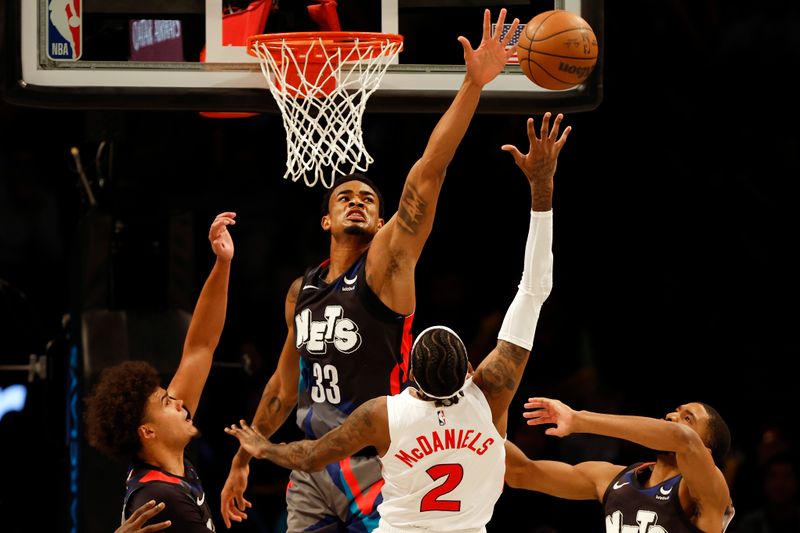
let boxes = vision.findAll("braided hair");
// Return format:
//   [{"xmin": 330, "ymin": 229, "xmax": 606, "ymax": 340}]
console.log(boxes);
[{"xmin": 410, "ymin": 326, "xmax": 469, "ymax": 406}]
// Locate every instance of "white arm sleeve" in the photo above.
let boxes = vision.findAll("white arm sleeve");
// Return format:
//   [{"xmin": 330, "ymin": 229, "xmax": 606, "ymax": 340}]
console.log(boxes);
[{"xmin": 497, "ymin": 209, "xmax": 553, "ymax": 350}]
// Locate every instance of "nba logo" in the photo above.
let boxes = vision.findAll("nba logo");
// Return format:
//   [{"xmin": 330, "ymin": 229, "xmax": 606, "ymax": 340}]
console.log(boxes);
[
  {"xmin": 47, "ymin": 0, "xmax": 82, "ymax": 61},
  {"xmin": 436, "ymin": 409, "xmax": 446, "ymax": 426}
]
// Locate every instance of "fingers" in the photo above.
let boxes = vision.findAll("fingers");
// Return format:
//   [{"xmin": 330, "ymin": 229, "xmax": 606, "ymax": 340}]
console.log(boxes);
[
  {"xmin": 457, "ymin": 35, "xmax": 473, "ymax": 57},
  {"xmin": 221, "ymin": 493, "xmax": 236, "ymax": 528},
  {"xmin": 539, "ymin": 112, "xmax": 552, "ymax": 141},
  {"xmin": 209, "ymin": 212, "xmax": 236, "ymax": 240},
  {"xmin": 526, "ymin": 117, "xmax": 537, "ymax": 146},
  {"xmin": 524, "ymin": 397, "xmax": 549, "ymax": 409},
  {"xmin": 235, "ymin": 495, "xmax": 253, "ymax": 512},
  {"xmin": 500, "ymin": 144, "xmax": 523, "ymax": 167},
  {"xmin": 222, "ymin": 506, "xmax": 232, "ymax": 530},
  {"xmin": 224, "ymin": 499, "xmax": 248, "ymax": 524},
  {"xmin": 482, "ymin": 8, "xmax": 492, "ymax": 41},
  {"xmin": 127, "ymin": 501, "xmax": 170, "ymax": 532},
  {"xmin": 557, "ymin": 125, "xmax": 572, "ymax": 148},
  {"xmin": 141, "ymin": 519, "xmax": 172, "ymax": 532},
  {"xmin": 128, "ymin": 500, "xmax": 160, "ymax": 523},
  {"xmin": 500, "ymin": 18, "xmax": 520, "ymax": 47},
  {"xmin": 492, "ymin": 8, "xmax": 507, "ymax": 39}
]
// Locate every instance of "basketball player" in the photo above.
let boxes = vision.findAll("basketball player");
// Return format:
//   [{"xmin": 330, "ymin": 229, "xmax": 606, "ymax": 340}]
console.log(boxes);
[
  {"xmin": 505, "ymin": 397, "xmax": 734, "ymax": 533},
  {"xmin": 84, "ymin": 212, "xmax": 236, "ymax": 532},
  {"xmin": 219, "ymin": 8, "xmax": 523, "ymax": 532},
  {"xmin": 224, "ymin": 112, "xmax": 570, "ymax": 533}
]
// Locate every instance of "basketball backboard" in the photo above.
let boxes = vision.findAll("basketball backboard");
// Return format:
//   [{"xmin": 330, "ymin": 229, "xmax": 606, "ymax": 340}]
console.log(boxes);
[{"xmin": 2, "ymin": 0, "xmax": 603, "ymax": 113}]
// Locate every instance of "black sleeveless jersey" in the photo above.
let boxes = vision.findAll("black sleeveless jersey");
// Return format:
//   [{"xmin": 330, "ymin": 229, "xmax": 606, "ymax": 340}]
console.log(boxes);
[
  {"xmin": 123, "ymin": 459, "xmax": 215, "ymax": 532},
  {"xmin": 603, "ymin": 462, "xmax": 700, "ymax": 533},
  {"xmin": 294, "ymin": 252, "xmax": 413, "ymax": 440}
]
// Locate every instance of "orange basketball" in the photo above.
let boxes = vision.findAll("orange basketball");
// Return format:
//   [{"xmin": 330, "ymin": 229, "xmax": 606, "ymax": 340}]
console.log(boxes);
[{"xmin": 516, "ymin": 10, "xmax": 598, "ymax": 90}]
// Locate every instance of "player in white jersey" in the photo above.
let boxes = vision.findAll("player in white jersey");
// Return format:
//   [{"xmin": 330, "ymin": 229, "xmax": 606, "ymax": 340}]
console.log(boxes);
[
  {"xmin": 225, "ymin": 112, "xmax": 571, "ymax": 532},
  {"xmin": 377, "ymin": 340, "xmax": 505, "ymax": 532}
]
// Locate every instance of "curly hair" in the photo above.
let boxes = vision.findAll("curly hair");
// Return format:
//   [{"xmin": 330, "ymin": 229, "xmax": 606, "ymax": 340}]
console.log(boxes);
[
  {"xmin": 411, "ymin": 326, "xmax": 469, "ymax": 406},
  {"xmin": 84, "ymin": 361, "xmax": 161, "ymax": 461}
]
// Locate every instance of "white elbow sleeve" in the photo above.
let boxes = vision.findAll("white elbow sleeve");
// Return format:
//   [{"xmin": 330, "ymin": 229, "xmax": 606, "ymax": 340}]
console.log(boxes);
[{"xmin": 497, "ymin": 210, "xmax": 553, "ymax": 350}]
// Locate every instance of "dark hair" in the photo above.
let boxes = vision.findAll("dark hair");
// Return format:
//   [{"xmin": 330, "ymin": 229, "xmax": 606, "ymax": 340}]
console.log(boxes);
[
  {"xmin": 84, "ymin": 361, "xmax": 161, "ymax": 461},
  {"xmin": 699, "ymin": 402, "xmax": 731, "ymax": 466},
  {"xmin": 411, "ymin": 327, "xmax": 469, "ymax": 404},
  {"xmin": 320, "ymin": 173, "xmax": 385, "ymax": 218}
]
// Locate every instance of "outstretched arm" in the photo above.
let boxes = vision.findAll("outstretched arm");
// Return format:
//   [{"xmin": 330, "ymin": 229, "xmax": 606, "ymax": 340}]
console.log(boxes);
[
  {"xmin": 525, "ymin": 397, "xmax": 731, "ymax": 527},
  {"xmin": 504, "ymin": 440, "xmax": 621, "ymax": 501},
  {"xmin": 367, "ymin": 9, "xmax": 519, "ymax": 316},
  {"xmin": 472, "ymin": 114, "xmax": 570, "ymax": 434},
  {"xmin": 220, "ymin": 277, "xmax": 302, "ymax": 528},
  {"xmin": 168, "ymin": 212, "xmax": 234, "ymax": 417},
  {"xmin": 225, "ymin": 397, "xmax": 389, "ymax": 473}
]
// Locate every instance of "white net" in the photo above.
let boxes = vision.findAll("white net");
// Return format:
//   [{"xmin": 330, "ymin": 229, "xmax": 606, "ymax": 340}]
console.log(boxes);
[{"xmin": 251, "ymin": 34, "xmax": 402, "ymax": 189}]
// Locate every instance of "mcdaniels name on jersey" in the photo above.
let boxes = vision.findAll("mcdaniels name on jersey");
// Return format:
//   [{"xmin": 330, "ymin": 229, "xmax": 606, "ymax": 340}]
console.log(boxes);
[{"xmin": 394, "ymin": 428, "xmax": 497, "ymax": 468}]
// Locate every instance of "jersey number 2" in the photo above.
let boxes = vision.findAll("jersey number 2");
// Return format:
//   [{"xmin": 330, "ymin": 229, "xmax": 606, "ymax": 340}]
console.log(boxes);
[
  {"xmin": 420, "ymin": 464, "xmax": 463, "ymax": 512},
  {"xmin": 311, "ymin": 363, "xmax": 341, "ymax": 404}
]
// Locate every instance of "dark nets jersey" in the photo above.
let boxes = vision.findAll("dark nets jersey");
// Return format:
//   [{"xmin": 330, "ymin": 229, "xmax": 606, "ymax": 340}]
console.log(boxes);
[
  {"xmin": 603, "ymin": 462, "xmax": 734, "ymax": 533},
  {"xmin": 123, "ymin": 459, "xmax": 215, "ymax": 532},
  {"xmin": 294, "ymin": 252, "xmax": 413, "ymax": 439}
]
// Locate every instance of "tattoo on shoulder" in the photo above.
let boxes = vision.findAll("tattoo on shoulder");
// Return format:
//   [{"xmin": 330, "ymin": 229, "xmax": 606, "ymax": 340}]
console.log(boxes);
[
  {"xmin": 397, "ymin": 182, "xmax": 428, "ymax": 235},
  {"xmin": 496, "ymin": 341, "xmax": 528, "ymax": 365},
  {"xmin": 475, "ymin": 341, "xmax": 529, "ymax": 397},
  {"xmin": 350, "ymin": 399, "xmax": 377, "ymax": 430}
]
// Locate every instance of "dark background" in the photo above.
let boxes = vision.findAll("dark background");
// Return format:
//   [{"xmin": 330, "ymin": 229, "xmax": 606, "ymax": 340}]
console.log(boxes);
[{"xmin": 1, "ymin": 1, "xmax": 799, "ymax": 532}]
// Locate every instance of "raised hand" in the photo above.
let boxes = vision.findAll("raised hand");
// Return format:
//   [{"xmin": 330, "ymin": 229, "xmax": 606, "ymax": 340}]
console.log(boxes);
[
  {"xmin": 225, "ymin": 420, "xmax": 270, "ymax": 460},
  {"xmin": 209, "ymin": 212, "xmax": 236, "ymax": 261},
  {"xmin": 502, "ymin": 113, "xmax": 570, "ymax": 211},
  {"xmin": 523, "ymin": 397, "xmax": 577, "ymax": 437},
  {"xmin": 458, "ymin": 9, "xmax": 520, "ymax": 88},
  {"xmin": 502, "ymin": 113, "xmax": 571, "ymax": 187}
]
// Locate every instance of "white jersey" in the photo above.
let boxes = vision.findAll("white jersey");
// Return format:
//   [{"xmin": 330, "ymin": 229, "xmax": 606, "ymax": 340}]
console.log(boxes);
[{"xmin": 377, "ymin": 378, "xmax": 505, "ymax": 533}]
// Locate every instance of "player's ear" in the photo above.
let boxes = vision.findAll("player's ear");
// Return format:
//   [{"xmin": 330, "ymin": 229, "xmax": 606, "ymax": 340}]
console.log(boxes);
[
  {"xmin": 138, "ymin": 423, "xmax": 156, "ymax": 442},
  {"xmin": 321, "ymin": 214, "xmax": 331, "ymax": 232},
  {"xmin": 376, "ymin": 217, "xmax": 384, "ymax": 230}
]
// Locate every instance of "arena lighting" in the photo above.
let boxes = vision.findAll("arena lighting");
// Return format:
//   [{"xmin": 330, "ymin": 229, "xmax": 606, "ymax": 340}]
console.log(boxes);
[{"xmin": 0, "ymin": 384, "xmax": 27, "ymax": 421}]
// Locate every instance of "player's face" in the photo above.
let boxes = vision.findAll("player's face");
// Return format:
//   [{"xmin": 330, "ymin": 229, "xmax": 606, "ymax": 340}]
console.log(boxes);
[
  {"xmin": 141, "ymin": 387, "xmax": 198, "ymax": 449},
  {"xmin": 323, "ymin": 180, "xmax": 383, "ymax": 237},
  {"xmin": 664, "ymin": 402, "xmax": 710, "ymax": 442}
]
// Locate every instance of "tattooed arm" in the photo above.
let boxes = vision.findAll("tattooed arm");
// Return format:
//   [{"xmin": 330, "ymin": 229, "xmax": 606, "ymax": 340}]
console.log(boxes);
[
  {"xmin": 220, "ymin": 277, "xmax": 302, "ymax": 528},
  {"xmin": 366, "ymin": 9, "xmax": 519, "ymax": 316},
  {"xmin": 472, "ymin": 114, "xmax": 571, "ymax": 436},
  {"xmin": 226, "ymin": 397, "xmax": 390, "ymax": 473}
]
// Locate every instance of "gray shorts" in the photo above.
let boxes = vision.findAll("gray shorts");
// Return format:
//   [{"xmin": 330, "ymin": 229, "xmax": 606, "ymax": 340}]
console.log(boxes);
[{"xmin": 286, "ymin": 455, "xmax": 384, "ymax": 533}]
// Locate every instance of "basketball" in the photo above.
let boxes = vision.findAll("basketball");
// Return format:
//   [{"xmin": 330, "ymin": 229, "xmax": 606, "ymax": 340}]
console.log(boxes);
[{"xmin": 516, "ymin": 10, "xmax": 598, "ymax": 90}]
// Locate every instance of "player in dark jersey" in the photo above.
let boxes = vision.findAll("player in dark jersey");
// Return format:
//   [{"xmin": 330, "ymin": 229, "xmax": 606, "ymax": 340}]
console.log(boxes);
[
  {"xmin": 219, "ymin": 9, "xmax": 522, "ymax": 532},
  {"xmin": 505, "ymin": 397, "xmax": 734, "ymax": 533},
  {"xmin": 223, "ymin": 112, "xmax": 567, "ymax": 533},
  {"xmin": 85, "ymin": 212, "xmax": 236, "ymax": 532}
]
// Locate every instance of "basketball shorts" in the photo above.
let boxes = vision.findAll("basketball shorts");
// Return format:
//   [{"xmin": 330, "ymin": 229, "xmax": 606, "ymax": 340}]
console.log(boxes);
[{"xmin": 286, "ymin": 455, "xmax": 384, "ymax": 533}]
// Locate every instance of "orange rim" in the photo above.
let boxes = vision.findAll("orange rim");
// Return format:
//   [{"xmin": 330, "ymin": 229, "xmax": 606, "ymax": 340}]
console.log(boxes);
[{"xmin": 247, "ymin": 31, "xmax": 403, "ymax": 61}]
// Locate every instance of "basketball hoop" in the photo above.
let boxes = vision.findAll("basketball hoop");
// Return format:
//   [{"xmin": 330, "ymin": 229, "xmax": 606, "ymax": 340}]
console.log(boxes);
[{"xmin": 248, "ymin": 31, "xmax": 403, "ymax": 189}]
